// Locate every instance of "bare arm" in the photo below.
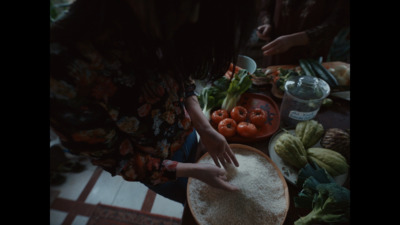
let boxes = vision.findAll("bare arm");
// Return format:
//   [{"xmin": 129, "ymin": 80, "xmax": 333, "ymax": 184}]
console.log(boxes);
[
  {"xmin": 261, "ymin": 31, "xmax": 309, "ymax": 56},
  {"xmin": 184, "ymin": 95, "xmax": 239, "ymax": 168}
]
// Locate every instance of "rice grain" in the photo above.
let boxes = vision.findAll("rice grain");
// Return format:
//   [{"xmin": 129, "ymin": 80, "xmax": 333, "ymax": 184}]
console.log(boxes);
[{"xmin": 188, "ymin": 147, "xmax": 288, "ymax": 225}]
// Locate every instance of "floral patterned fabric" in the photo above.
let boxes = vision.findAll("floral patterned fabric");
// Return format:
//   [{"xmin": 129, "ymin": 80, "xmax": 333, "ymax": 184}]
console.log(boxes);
[{"xmin": 50, "ymin": 35, "xmax": 196, "ymax": 185}]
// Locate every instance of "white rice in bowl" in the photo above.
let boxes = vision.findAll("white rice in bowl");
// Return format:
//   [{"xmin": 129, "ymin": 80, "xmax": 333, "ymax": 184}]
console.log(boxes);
[{"xmin": 187, "ymin": 144, "xmax": 289, "ymax": 225}]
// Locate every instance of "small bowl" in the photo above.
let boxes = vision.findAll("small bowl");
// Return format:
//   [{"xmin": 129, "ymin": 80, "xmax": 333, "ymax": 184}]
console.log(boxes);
[{"xmin": 237, "ymin": 55, "xmax": 257, "ymax": 74}]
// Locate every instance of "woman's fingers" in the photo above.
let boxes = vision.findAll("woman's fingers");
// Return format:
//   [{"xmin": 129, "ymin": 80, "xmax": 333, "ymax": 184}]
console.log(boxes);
[
  {"xmin": 218, "ymin": 178, "xmax": 239, "ymax": 191},
  {"xmin": 218, "ymin": 169, "xmax": 228, "ymax": 180},
  {"xmin": 225, "ymin": 148, "xmax": 239, "ymax": 167},
  {"xmin": 211, "ymin": 155, "xmax": 221, "ymax": 168},
  {"xmin": 262, "ymin": 35, "xmax": 293, "ymax": 56},
  {"xmin": 211, "ymin": 153, "xmax": 230, "ymax": 169},
  {"xmin": 257, "ymin": 25, "xmax": 271, "ymax": 41},
  {"xmin": 261, "ymin": 40, "xmax": 278, "ymax": 51},
  {"xmin": 215, "ymin": 168, "xmax": 239, "ymax": 191},
  {"xmin": 212, "ymin": 148, "xmax": 239, "ymax": 168},
  {"xmin": 262, "ymin": 44, "xmax": 281, "ymax": 56},
  {"xmin": 262, "ymin": 37, "xmax": 288, "ymax": 56},
  {"xmin": 218, "ymin": 154, "xmax": 227, "ymax": 169},
  {"xmin": 222, "ymin": 152, "xmax": 232, "ymax": 165},
  {"xmin": 262, "ymin": 26, "xmax": 271, "ymax": 36},
  {"xmin": 219, "ymin": 174, "xmax": 228, "ymax": 181}
]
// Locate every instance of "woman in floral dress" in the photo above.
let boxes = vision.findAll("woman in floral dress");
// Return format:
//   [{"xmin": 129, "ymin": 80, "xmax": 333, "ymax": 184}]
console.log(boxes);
[{"xmin": 50, "ymin": 0, "xmax": 258, "ymax": 204}]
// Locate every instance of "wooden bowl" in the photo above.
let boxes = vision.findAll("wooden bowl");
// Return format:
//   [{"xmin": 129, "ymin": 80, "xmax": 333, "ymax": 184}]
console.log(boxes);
[{"xmin": 187, "ymin": 144, "xmax": 290, "ymax": 225}]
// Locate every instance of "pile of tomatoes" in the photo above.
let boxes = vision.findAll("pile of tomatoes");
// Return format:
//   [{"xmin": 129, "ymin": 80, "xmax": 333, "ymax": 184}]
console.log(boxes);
[{"xmin": 211, "ymin": 106, "xmax": 268, "ymax": 138}]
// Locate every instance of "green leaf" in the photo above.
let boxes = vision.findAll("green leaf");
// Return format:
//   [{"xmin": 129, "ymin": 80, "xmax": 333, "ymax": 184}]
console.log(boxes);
[
  {"xmin": 212, "ymin": 76, "xmax": 230, "ymax": 90},
  {"xmin": 294, "ymin": 163, "xmax": 336, "ymax": 210},
  {"xmin": 296, "ymin": 162, "xmax": 335, "ymax": 188},
  {"xmin": 221, "ymin": 69, "xmax": 252, "ymax": 111},
  {"xmin": 253, "ymin": 68, "xmax": 266, "ymax": 77},
  {"xmin": 50, "ymin": 1, "xmax": 58, "ymax": 20}
]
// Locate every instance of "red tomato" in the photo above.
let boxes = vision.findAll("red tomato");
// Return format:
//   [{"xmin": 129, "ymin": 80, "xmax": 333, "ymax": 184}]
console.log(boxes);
[
  {"xmin": 230, "ymin": 106, "xmax": 248, "ymax": 123},
  {"xmin": 249, "ymin": 108, "xmax": 268, "ymax": 127},
  {"xmin": 218, "ymin": 118, "xmax": 237, "ymax": 137},
  {"xmin": 236, "ymin": 122, "xmax": 257, "ymax": 138},
  {"xmin": 211, "ymin": 109, "xmax": 229, "ymax": 125}
]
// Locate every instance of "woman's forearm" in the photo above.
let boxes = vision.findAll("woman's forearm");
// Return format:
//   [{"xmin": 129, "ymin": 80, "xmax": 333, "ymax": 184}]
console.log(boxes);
[
  {"xmin": 184, "ymin": 95, "xmax": 240, "ymax": 168},
  {"xmin": 288, "ymin": 31, "xmax": 310, "ymax": 47},
  {"xmin": 176, "ymin": 162, "xmax": 195, "ymax": 177},
  {"xmin": 184, "ymin": 95, "xmax": 214, "ymax": 136}
]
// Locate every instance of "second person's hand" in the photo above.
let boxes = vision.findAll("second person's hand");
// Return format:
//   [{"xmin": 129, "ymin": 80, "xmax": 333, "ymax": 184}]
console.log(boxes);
[
  {"xmin": 257, "ymin": 24, "xmax": 272, "ymax": 41},
  {"xmin": 261, "ymin": 31, "xmax": 309, "ymax": 56},
  {"xmin": 261, "ymin": 35, "xmax": 293, "ymax": 56}
]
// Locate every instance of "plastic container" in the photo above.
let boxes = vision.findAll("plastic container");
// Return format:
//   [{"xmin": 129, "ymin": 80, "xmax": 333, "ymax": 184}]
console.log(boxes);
[{"xmin": 279, "ymin": 75, "xmax": 330, "ymax": 128}]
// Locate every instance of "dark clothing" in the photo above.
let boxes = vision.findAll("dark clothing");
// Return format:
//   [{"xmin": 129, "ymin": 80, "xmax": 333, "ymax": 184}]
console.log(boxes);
[
  {"xmin": 259, "ymin": 0, "xmax": 350, "ymax": 66},
  {"xmin": 50, "ymin": 19, "xmax": 197, "ymax": 186}
]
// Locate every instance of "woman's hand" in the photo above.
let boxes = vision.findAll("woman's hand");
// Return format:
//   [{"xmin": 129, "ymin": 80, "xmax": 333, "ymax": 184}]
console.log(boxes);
[
  {"xmin": 261, "ymin": 35, "xmax": 293, "ymax": 56},
  {"xmin": 176, "ymin": 162, "xmax": 239, "ymax": 191},
  {"xmin": 257, "ymin": 24, "xmax": 272, "ymax": 41},
  {"xmin": 194, "ymin": 163, "xmax": 239, "ymax": 191},
  {"xmin": 261, "ymin": 31, "xmax": 309, "ymax": 56},
  {"xmin": 199, "ymin": 127, "xmax": 239, "ymax": 168},
  {"xmin": 184, "ymin": 96, "xmax": 239, "ymax": 168}
]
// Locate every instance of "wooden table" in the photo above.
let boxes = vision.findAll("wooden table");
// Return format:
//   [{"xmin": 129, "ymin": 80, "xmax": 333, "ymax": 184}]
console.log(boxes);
[{"xmin": 182, "ymin": 84, "xmax": 350, "ymax": 225}]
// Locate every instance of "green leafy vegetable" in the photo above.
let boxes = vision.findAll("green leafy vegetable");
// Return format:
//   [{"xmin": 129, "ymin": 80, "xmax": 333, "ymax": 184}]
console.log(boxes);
[
  {"xmin": 198, "ymin": 76, "xmax": 230, "ymax": 120},
  {"xmin": 276, "ymin": 68, "xmax": 300, "ymax": 92},
  {"xmin": 297, "ymin": 161, "xmax": 336, "ymax": 188},
  {"xmin": 221, "ymin": 69, "xmax": 252, "ymax": 112},
  {"xmin": 322, "ymin": 98, "xmax": 333, "ymax": 107},
  {"xmin": 198, "ymin": 69, "xmax": 252, "ymax": 118},
  {"xmin": 294, "ymin": 163, "xmax": 350, "ymax": 225},
  {"xmin": 252, "ymin": 68, "xmax": 267, "ymax": 77},
  {"xmin": 294, "ymin": 183, "xmax": 350, "ymax": 225},
  {"xmin": 295, "ymin": 162, "xmax": 336, "ymax": 209},
  {"xmin": 212, "ymin": 76, "xmax": 231, "ymax": 91}
]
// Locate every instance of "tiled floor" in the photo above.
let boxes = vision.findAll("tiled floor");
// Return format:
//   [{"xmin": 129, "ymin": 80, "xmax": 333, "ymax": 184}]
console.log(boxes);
[{"xmin": 50, "ymin": 150, "xmax": 184, "ymax": 225}]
